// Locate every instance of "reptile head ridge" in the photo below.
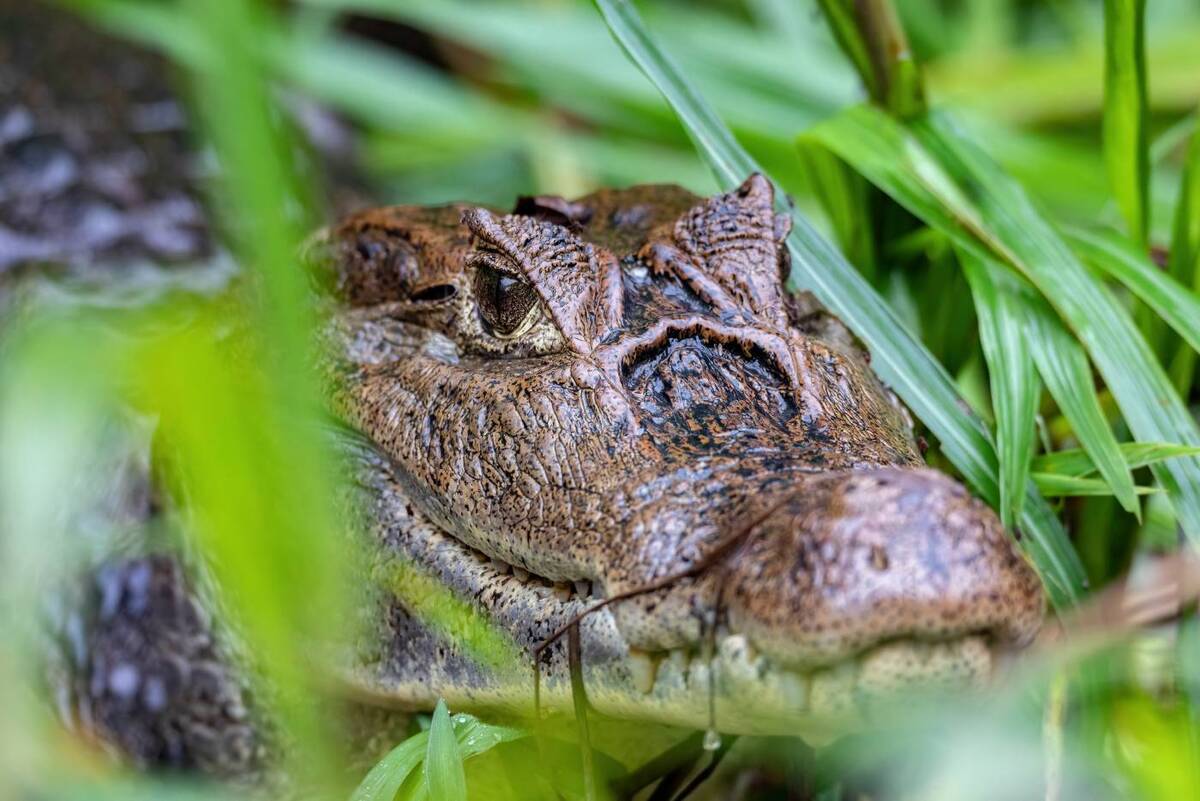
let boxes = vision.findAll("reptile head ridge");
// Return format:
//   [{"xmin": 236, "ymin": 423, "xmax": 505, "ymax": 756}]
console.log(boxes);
[{"xmin": 313, "ymin": 175, "xmax": 1044, "ymax": 736}]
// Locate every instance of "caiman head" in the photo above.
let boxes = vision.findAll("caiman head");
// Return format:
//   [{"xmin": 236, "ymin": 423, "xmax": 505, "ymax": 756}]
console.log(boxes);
[{"xmin": 311, "ymin": 175, "xmax": 1044, "ymax": 739}]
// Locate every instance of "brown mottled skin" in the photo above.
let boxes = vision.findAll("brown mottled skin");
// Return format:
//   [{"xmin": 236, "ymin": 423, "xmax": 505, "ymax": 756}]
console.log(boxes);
[
  {"xmin": 63, "ymin": 176, "xmax": 1044, "ymax": 778},
  {"xmin": 315, "ymin": 175, "xmax": 1043, "ymax": 735}
]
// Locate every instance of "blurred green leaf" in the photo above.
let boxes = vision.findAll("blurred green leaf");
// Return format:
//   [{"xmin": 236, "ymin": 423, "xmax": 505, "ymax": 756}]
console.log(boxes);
[
  {"xmin": 592, "ymin": 0, "xmax": 1085, "ymax": 606},
  {"xmin": 960, "ymin": 250, "xmax": 1039, "ymax": 529},
  {"xmin": 378, "ymin": 555, "xmax": 524, "ymax": 673},
  {"xmin": 424, "ymin": 700, "xmax": 467, "ymax": 801},
  {"xmin": 352, "ymin": 732, "xmax": 430, "ymax": 801},
  {"xmin": 795, "ymin": 141, "xmax": 876, "ymax": 278},
  {"xmin": 1032, "ymin": 473, "xmax": 1158, "ymax": 498},
  {"xmin": 1065, "ymin": 225, "xmax": 1200, "ymax": 356},
  {"xmin": 1150, "ymin": 110, "xmax": 1197, "ymax": 165},
  {"xmin": 1112, "ymin": 696, "xmax": 1200, "ymax": 801},
  {"xmin": 1022, "ymin": 294, "xmax": 1140, "ymax": 516},
  {"xmin": 815, "ymin": 0, "xmax": 925, "ymax": 116},
  {"xmin": 129, "ymin": 0, "xmax": 348, "ymax": 786},
  {"xmin": 1167, "ymin": 109, "xmax": 1200, "ymax": 392},
  {"xmin": 805, "ymin": 105, "xmax": 1200, "ymax": 550},
  {"xmin": 450, "ymin": 714, "xmax": 526, "ymax": 759},
  {"xmin": 1102, "ymin": 0, "xmax": 1150, "ymax": 245},
  {"xmin": 926, "ymin": 25, "xmax": 1200, "ymax": 125},
  {"xmin": 815, "ymin": 0, "xmax": 880, "ymax": 102},
  {"xmin": 350, "ymin": 709, "xmax": 525, "ymax": 801},
  {"xmin": 1033, "ymin": 442, "xmax": 1200, "ymax": 477}
]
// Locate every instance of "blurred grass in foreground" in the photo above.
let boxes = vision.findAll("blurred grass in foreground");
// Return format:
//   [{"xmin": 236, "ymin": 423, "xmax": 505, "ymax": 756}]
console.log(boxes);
[{"xmin": 1, "ymin": 0, "xmax": 1199, "ymax": 799}]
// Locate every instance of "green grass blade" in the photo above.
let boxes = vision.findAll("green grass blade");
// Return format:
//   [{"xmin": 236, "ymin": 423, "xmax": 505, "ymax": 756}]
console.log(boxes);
[
  {"xmin": 815, "ymin": 0, "xmax": 925, "ymax": 116},
  {"xmin": 815, "ymin": 0, "xmax": 880, "ymax": 102},
  {"xmin": 1102, "ymin": 0, "xmax": 1150, "ymax": 245},
  {"xmin": 351, "ymin": 733, "xmax": 430, "ymax": 801},
  {"xmin": 450, "ymin": 713, "xmax": 527, "ymax": 759},
  {"xmin": 1064, "ymin": 225, "xmax": 1200, "ymax": 356},
  {"xmin": 795, "ymin": 141, "xmax": 876, "ymax": 278},
  {"xmin": 1033, "ymin": 443, "xmax": 1200, "ymax": 478},
  {"xmin": 1167, "ymin": 110, "xmax": 1200, "ymax": 392},
  {"xmin": 1168, "ymin": 114, "xmax": 1200, "ymax": 284},
  {"xmin": 960, "ymin": 251, "xmax": 1039, "ymax": 529},
  {"xmin": 1022, "ymin": 295, "xmax": 1140, "ymax": 516},
  {"xmin": 805, "ymin": 105, "xmax": 1200, "ymax": 549},
  {"xmin": 1168, "ymin": 108, "xmax": 1200, "ymax": 284},
  {"xmin": 1033, "ymin": 473, "xmax": 1158, "ymax": 498},
  {"xmin": 425, "ymin": 701, "xmax": 467, "ymax": 801},
  {"xmin": 593, "ymin": 0, "xmax": 1085, "ymax": 606}
]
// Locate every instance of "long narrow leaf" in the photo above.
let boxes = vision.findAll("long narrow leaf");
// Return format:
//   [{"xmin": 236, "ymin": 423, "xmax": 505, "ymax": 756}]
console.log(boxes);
[
  {"xmin": 1023, "ymin": 295, "xmax": 1140, "ymax": 516},
  {"xmin": 815, "ymin": 0, "xmax": 924, "ymax": 117},
  {"xmin": 1102, "ymin": 0, "xmax": 1150, "ymax": 245},
  {"xmin": 1065, "ymin": 225, "xmax": 1200, "ymax": 356},
  {"xmin": 425, "ymin": 701, "xmax": 467, "ymax": 801},
  {"xmin": 1033, "ymin": 473, "xmax": 1158, "ymax": 498},
  {"xmin": 805, "ymin": 105, "xmax": 1200, "ymax": 549},
  {"xmin": 960, "ymin": 251, "xmax": 1039, "ymax": 530},
  {"xmin": 1169, "ymin": 110, "xmax": 1200, "ymax": 285},
  {"xmin": 1167, "ymin": 111, "xmax": 1200, "ymax": 391},
  {"xmin": 593, "ymin": 0, "xmax": 1085, "ymax": 606},
  {"xmin": 351, "ymin": 733, "xmax": 430, "ymax": 801},
  {"xmin": 1034, "ymin": 443, "xmax": 1200, "ymax": 478}
]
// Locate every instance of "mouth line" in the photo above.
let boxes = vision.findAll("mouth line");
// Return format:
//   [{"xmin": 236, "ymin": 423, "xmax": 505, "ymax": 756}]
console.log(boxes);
[
  {"xmin": 355, "ymin": 444, "xmax": 1007, "ymax": 735},
  {"xmin": 384, "ymin": 476, "xmax": 1000, "ymax": 688},
  {"xmin": 350, "ymin": 448, "xmax": 1012, "ymax": 733}
]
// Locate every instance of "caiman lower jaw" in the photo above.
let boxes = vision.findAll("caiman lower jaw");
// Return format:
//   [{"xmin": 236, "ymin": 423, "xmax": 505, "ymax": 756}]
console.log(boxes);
[
  {"xmin": 348, "ymin": 447, "xmax": 1016, "ymax": 740},
  {"xmin": 597, "ymin": 633, "xmax": 999, "ymax": 739},
  {"xmin": 343, "ymin": 627, "xmax": 1004, "ymax": 742}
]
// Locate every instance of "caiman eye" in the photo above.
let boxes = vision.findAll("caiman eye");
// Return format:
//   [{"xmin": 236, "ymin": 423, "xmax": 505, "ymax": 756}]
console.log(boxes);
[{"xmin": 474, "ymin": 262, "xmax": 539, "ymax": 336}]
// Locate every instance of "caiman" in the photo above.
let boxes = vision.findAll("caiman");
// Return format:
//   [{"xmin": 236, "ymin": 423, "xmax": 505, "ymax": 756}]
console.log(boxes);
[{"xmin": 60, "ymin": 175, "xmax": 1044, "ymax": 779}]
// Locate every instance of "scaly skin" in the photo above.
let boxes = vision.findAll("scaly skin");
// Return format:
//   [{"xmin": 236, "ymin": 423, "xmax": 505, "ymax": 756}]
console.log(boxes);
[
  {"xmin": 57, "ymin": 177, "xmax": 1044, "ymax": 777},
  {"xmin": 314, "ymin": 176, "xmax": 1044, "ymax": 739}
]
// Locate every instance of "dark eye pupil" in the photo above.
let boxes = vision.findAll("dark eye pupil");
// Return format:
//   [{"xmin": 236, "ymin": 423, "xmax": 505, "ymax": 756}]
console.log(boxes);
[{"xmin": 475, "ymin": 264, "xmax": 537, "ymax": 335}]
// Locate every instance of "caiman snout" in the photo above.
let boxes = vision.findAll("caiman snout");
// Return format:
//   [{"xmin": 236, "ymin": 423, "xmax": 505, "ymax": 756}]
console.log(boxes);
[{"xmin": 605, "ymin": 466, "xmax": 1044, "ymax": 677}]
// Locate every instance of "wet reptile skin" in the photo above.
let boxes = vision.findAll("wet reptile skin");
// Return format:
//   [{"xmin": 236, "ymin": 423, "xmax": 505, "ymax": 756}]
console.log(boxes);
[
  {"xmin": 314, "ymin": 175, "xmax": 1044, "ymax": 738},
  {"xmin": 61, "ymin": 176, "xmax": 1045, "ymax": 778}
]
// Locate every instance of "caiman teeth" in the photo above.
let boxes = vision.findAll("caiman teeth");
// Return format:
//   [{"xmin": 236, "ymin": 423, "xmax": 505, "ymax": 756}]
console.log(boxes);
[
  {"xmin": 627, "ymin": 648, "xmax": 660, "ymax": 695},
  {"xmin": 453, "ymin": 536, "xmax": 596, "ymax": 603}
]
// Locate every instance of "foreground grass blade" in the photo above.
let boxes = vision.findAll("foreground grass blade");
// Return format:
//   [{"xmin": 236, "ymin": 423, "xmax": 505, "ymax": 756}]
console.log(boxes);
[
  {"xmin": 805, "ymin": 105, "xmax": 1200, "ymax": 549},
  {"xmin": 1033, "ymin": 473, "xmax": 1157, "ymax": 498},
  {"xmin": 350, "ymin": 712, "xmax": 525, "ymax": 801},
  {"xmin": 1033, "ymin": 443, "xmax": 1200, "ymax": 478},
  {"xmin": 1023, "ymin": 295, "xmax": 1140, "ymax": 516},
  {"xmin": 593, "ymin": 0, "xmax": 1085, "ymax": 605},
  {"xmin": 814, "ymin": 0, "xmax": 924, "ymax": 117},
  {"xmin": 1169, "ymin": 108, "xmax": 1200, "ymax": 288},
  {"xmin": 425, "ymin": 700, "xmax": 467, "ymax": 801},
  {"xmin": 352, "ymin": 733, "xmax": 430, "ymax": 801},
  {"xmin": 1167, "ymin": 109, "xmax": 1200, "ymax": 392},
  {"xmin": 960, "ymin": 251, "xmax": 1039, "ymax": 530},
  {"xmin": 1102, "ymin": 0, "xmax": 1150, "ymax": 246},
  {"xmin": 1064, "ymin": 225, "xmax": 1200, "ymax": 357}
]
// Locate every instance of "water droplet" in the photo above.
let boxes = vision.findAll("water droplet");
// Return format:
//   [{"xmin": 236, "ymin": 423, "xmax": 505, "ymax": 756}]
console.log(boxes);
[{"xmin": 702, "ymin": 729, "xmax": 721, "ymax": 751}]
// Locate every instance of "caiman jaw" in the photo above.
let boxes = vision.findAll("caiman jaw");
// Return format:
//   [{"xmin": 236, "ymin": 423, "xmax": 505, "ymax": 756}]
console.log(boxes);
[{"xmin": 346, "ymin": 447, "xmax": 1040, "ymax": 738}]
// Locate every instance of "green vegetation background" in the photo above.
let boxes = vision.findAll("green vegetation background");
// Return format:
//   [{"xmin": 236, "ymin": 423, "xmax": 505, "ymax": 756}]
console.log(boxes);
[{"xmin": 3, "ymin": 0, "xmax": 1200, "ymax": 799}]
